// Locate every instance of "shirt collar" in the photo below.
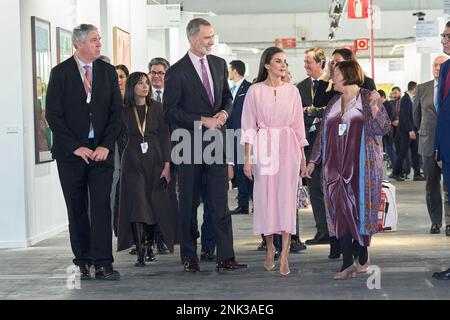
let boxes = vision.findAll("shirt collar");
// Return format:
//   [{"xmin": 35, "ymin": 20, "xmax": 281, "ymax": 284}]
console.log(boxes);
[
  {"xmin": 233, "ymin": 78, "xmax": 245, "ymax": 91},
  {"xmin": 188, "ymin": 50, "xmax": 206, "ymax": 62},
  {"xmin": 74, "ymin": 54, "xmax": 93, "ymax": 69},
  {"xmin": 434, "ymin": 79, "xmax": 439, "ymax": 88}
]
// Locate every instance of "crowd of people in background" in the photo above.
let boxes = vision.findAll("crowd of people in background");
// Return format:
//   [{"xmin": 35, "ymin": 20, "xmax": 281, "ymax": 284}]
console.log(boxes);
[{"xmin": 45, "ymin": 18, "xmax": 450, "ymax": 282}]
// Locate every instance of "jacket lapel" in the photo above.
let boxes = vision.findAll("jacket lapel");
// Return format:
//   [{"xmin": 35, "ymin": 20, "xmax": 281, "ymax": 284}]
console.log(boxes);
[
  {"xmin": 182, "ymin": 53, "xmax": 212, "ymax": 107},
  {"xmin": 69, "ymin": 56, "xmax": 88, "ymax": 100}
]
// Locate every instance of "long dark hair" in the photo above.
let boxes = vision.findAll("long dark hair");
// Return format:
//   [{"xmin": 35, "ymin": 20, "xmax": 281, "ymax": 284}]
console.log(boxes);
[
  {"xmin": 115, "ymin": 64, "xmax": 130, "ymax": 77},
  {"xmin": 255, "ymin": 47, "xmax": 284, "ymax": 83},
  {"xmin": 124, "ymin": 72, "xmax": 152, "ymax": 108}
]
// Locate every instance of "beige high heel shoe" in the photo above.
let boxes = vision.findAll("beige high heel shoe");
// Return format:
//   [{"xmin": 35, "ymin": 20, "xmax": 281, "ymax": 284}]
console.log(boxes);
[
  {"xmin": 333, "ymin": 264, "xmax": 357, "ymax": 280},
  {"xmin": 264, "ymin": 248, "xmax": 275, "ymax": 271},
  {"xmin": 279, "ymin": 255, "xmax": 290, "ymax": 276},
  {"xmin": 355, "ymin": 260, "xmax": 370, "ymax": 273}
]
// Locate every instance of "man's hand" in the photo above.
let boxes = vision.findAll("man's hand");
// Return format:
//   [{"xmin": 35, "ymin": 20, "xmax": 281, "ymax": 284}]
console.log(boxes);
[
  {"xmin": 91, "ymin": 146, "xmax": 110, "ymax": 162},
  {"xmin": 201, "ymin": 116, "xmax": 223, "ymax": 129},
  {"xmin": 409, "ymin": 131, "xmax": 416, "ymax": 140},
  {"xmin": 74, "ymin": 147, "xmax": 94, "ymax": 164},
  {"xmin": 228, "ymin": 165, "xmax": 234, "ymax": 181},
  {"xmin": 213, "ymin": 111, "xmax": 227, "ymax": 127}
]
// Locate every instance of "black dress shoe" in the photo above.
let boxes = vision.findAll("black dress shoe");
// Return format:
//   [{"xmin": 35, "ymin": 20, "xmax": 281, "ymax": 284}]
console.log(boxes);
[
  {"xmin": 305, "ymin": 233, "xmax": 330, "ymax": 245},
  {"xmin": 256, "ymin": 240, "xmax": 266, "ymax": 251},
  {"xmin": 200, "ymin": 251, "xmax": 216, "ymax": 261},
  {"xmin": 184, "ymin": 261, "xmax": 200, "ymax": 272},
  {"xmin": 79, "ymin": 265, "xmax": 92, "ymax": 280},
  {"xmin": 389, "ymin": 174, "xmax": 405, "ymax": 181},
  {"xmin": 328, "ymin": 236, "xmax": 341, "ymax": 259},
  {"xmin": 432, "ymin": 268, "xmax": 450, "ymax": 280},
  {"xmin": 290, "ymin": 239, "xmax": 307, "ymax": 253},
  {"xmin": 430, "ymin": 224, "xmax": 441, "ymax": 234},
  {"xmin": 95, "ymin": 265, "xmax": 120, "ymax": 281},
  {"xmin": 156, "ymin": 242, "xmax": 169, "ymax": 254},
  {"xmin": 216, "ymin": 258, "xmax": 248, "ymax": 271},
  {"xmin": 129, "ymin": 246, "xmax": 137, "ymax": 255},
  {"xmin": 230, "ymin": 207, "xmax": 249, "ymax": 215},
  {"xmin": 145, "ymin": 247, "xmax": 157, "ymax": 262},
  {"xmin": 413, "ymin": 174, "xmax": 426, "ymax": 181},
  {"xmin": 446, "ymin": 225, "xmax": 450, "ymax": 237}
]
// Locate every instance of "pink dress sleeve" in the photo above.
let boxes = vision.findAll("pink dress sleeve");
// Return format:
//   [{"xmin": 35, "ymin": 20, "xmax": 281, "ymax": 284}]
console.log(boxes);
[
  {"xmin": 240, "ymin": 85, "xmax": 257, "ymax": 145},
  {"xmin": 292, "ymin": 89, "xmax": 309, "ymax": 148}
]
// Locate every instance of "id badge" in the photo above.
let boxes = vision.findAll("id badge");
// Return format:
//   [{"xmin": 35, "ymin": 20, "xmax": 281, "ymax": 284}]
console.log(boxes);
[
  {"xmin": 338, "ymin": 123, "xmax": 347, "ymax": 136},
  {"xmin": 140, "ymin": 142, "xmax": 148, "ymax": 154},
  {"xmin": 86, "ymin": 92, "xmax": 92, "ymax": 104}
]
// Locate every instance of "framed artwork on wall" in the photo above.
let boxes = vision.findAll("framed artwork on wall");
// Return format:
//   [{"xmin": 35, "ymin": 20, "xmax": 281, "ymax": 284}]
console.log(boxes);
[
  {"xmin": 56, "ymin": 27, "xmax": 73, "ymax": 64},
  {"xmin": 113, "ymin": 26, "xmax": 131, "ymax": 71},
  {"xmin": 31, "ymin": 16, "xmax": 53, "ymax": 164}
]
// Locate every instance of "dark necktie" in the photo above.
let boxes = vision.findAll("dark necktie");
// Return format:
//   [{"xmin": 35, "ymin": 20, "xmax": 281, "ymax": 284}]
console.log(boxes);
[
  {"xmin": 156, "ymin": 90, "xmax": 162, "ymax": 103},
  {"xmin": 313, "ymin": 79, "xmax": 319, "ymax": 93},
  {"xmin": 200, "ymin": 58, "xmax": 214, "ymax": 106}
]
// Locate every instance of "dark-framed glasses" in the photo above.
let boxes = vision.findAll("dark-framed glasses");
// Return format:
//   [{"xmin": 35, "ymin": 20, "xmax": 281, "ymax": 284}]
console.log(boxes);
[
  {"xmin": 150, "ymin": 71, "xmax": 165, "ymax": 76},
  {"xmin": 440, "ymin": 33, "xmax": 450, "ymax": 41}
]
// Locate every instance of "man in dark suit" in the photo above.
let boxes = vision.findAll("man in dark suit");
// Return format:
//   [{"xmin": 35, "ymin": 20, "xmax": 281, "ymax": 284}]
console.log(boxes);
[
  {"xmin": 433, "ymin": 21, "xmax": 450, "ymax": 280},
  {"xmin": 164, "ymin": 18, "xmax": 246, "ymax": 272},
  {"xmin": 46, "ymin": 24, "xmax": 122, "ymax": 280},
  {"xmin": 227, "ymin": 60, "xmax": 252, "ymax": 215},
  {"xmin": 413, "ymin": 55, "xmax": 450, "ymax": 235},
  {"xmin": 391, "ymin": 82, "xmax": 425, "ymax": 181},
  {"xmin": 297, "ymin": 48, "xmax": 334, "ymax": 246}
]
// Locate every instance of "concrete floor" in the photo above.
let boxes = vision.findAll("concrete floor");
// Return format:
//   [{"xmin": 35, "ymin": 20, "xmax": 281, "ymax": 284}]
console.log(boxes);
[{"xmin": 1, "ymin": 178, "xmax": 449, "ymax": 300}]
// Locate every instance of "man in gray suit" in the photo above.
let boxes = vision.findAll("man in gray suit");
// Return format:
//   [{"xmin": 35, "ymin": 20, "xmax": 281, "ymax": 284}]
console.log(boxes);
[{"xmin": 413, "ymin": 55, "xmax": 450, "ymax": 236}]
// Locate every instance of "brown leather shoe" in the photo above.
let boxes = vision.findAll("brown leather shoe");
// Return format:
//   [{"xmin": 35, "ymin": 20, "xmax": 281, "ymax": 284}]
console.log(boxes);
[
  {"xmin": 216, "ymin": 258, "xmax": 248, "ymax": 271},
  {"xmin": 184, "ymin": 261, "xmax": 200, "ymax": 272}
]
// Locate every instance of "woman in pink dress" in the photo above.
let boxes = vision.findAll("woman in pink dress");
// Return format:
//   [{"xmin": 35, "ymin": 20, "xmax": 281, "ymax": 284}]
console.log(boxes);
[{"xmin": 241, "ymin": 47, "xmax": 309, "ymax": 275}]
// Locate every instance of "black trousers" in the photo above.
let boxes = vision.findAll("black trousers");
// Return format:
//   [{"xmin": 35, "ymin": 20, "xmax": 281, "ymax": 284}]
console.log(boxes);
[
  {"xmin": 306, "ymin": 164, "xmax": 328, "ymax": 235},
  {"xmin": 56, "ymin": 153, "xmax": 114, "ymax": 268},
  {"xmin": 393, "ymin": 132, "xmax": 420, "ymax": 176},
  {"xmin": 177, "ymin": 163, "xmax": 234, "ymax": 263}
]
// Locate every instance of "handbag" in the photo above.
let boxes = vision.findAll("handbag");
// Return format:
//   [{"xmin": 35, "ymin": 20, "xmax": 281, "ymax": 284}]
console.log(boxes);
[{"xmin": 296, "ymin": 178, "xmax": 309, "ymax": 209}]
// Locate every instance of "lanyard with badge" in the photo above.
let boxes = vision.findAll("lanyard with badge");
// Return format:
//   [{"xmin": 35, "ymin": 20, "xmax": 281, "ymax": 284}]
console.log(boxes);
[
  {"xmin": 338, "ymin": 90, "xmax": 360, "ymax": 136},
  {"xmin": 74, "ymin": 56, "xmax": 93, "ymax": 104},
  {"xmin": 133, "ymin": 104, "xmax": 149, "ymax": 154}
]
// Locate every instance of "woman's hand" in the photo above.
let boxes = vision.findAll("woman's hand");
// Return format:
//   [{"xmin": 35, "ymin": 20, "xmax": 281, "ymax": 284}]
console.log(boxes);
[
  {"xmin": 243, "ymin": 163, "xmax": 253, "ymax": 181},
  {"xmin": 369, "ymin": 90, "xmax": 382, "ymax": 116},
  {"xmin": 301, "ymin": 163, "xmax": 315, "ymax": 179},
  {"xmin": 160, "ymin": 162, "xmax": 171, "ymax": 183}
]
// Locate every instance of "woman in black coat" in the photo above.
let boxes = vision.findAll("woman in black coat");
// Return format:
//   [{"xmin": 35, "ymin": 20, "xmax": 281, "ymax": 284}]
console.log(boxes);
[{"xmin": 117, "ymin": 72, "xmax": 178, "ymax": 267}]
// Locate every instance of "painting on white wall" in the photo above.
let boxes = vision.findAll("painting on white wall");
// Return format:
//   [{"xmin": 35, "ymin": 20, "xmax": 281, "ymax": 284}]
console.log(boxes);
[{"xmin": 31, "ymin": 16, "xmax": 53, "ymax": 164}]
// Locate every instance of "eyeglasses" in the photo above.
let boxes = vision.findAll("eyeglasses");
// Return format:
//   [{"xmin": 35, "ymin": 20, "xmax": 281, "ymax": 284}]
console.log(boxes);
[
  {"xmin": 440, "ymin": 33, "xmax": 450, "ymax": 41},
  {"xmin": 149, "ymin": 71, "xmax": 165, "ymax": 76}
]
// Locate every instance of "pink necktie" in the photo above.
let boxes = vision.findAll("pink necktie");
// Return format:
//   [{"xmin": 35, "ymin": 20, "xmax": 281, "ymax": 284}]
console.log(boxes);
[
  {"xmin": 83, "ymin": 65, "xmax": 92, "ymax": 95},
  {"xmin": 200, "ymin": 58, "xmax": 214, "ymax": 106}
]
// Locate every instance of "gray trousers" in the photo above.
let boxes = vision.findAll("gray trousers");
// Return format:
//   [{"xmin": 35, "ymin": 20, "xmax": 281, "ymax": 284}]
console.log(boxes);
[
  {"xmin": 422, "ymin": 155, "xmax": 450, "ymax": 226},
  {"xmin": 306, "ymin": 164, "xmax": 328, "ymax": 235}
]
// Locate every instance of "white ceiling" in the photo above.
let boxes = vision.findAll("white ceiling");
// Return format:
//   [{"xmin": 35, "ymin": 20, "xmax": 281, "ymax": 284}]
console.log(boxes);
[{"xmin": 164, "ymin": 0, "xmax": 443, "ymax": 15}]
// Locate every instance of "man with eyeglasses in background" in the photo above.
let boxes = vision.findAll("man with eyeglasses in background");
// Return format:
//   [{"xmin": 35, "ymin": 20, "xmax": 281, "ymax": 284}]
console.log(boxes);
[
  {"xmin": 432, "ymin": 21, "xmax": 450, "ymax": 281},
  {"xmin": 148, "ymin": 57, "xmax": 170, "ymax": 103},
  {"xmin": 147, "ymin": 57, "xmax": 172, "ymax": 256}
]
